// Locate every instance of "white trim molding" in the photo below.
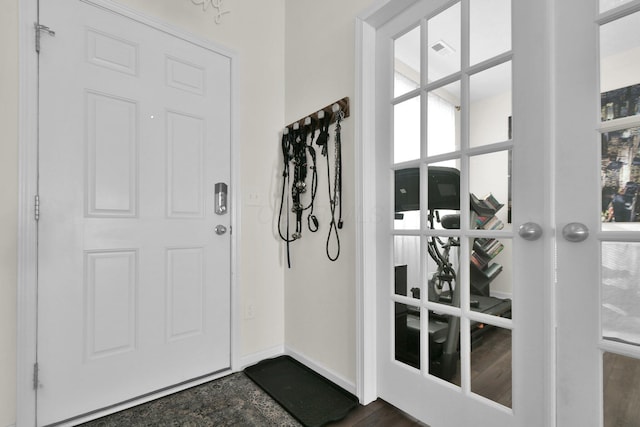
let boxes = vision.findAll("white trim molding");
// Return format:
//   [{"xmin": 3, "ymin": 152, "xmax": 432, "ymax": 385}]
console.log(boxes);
[
  {"xmin": 354, "ymin": 14, "xmax": 378, "ymax": 406},
  {"xmin": 17, "ymin": 1, "xmax": 39, "ymax": 425},
  {"xmin": 237, "ymin": 345, "xmax": 285, "ymax": 370},
  {"xmin": 285, "ymin": 346, "xmax": 357, "ymax": 396},
  {"xmin": 355, "ymin": 0, "xmax": 421, "ymax": 407}
]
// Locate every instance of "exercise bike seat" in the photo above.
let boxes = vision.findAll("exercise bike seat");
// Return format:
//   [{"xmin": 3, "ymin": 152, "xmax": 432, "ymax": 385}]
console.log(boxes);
[{"xmin": 441, "ymin": 214, "xmax": 460, "ymax": 230}]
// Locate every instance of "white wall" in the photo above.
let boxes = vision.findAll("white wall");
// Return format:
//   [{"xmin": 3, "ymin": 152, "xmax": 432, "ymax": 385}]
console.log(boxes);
[
  {"xmin": 0, "ymin": 1, "xmax": 18, "ymax": 425},
  {"xmin": 2, "ymin": 1, "xmax": 285, "ymax": 425},
  {"xmin": 283, "ymin": 0, "xmax": 375, "ymax": 388}
]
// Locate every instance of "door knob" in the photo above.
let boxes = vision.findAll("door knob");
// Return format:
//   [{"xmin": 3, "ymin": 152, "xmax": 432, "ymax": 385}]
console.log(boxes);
[
  {"xmin": 214, "ymin": 225, "xmax": 227, "ymax": 235},
  {"xmin": 518, "ymin": 222, "xmax": 543, "ymax": 241},
  {"xmin": 562, "ymin": 222, "xmax": 589, "ymax": 242}
]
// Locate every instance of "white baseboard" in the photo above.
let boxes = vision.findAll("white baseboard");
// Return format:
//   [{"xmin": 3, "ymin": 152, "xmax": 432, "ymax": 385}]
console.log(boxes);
[
  {"xmin": 238, "ymin": 345, "xmax": 285, "ymax": 369},
  {"xmin": 284, "ymin": 346, "xmax": 357, "ymax": 396}
]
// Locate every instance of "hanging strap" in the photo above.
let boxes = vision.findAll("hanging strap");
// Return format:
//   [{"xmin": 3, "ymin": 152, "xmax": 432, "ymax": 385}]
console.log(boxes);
[
  {"xmin": 277, "ymin": 130, "xmax": 295, "ymax": 268},
  {"xmin": 325, "ymin": 111, "xmax": 344, "ymax": 261},
  {"xmin": 335, "ymin": 113, "xmax": 343, "ymax": 230},
  {"xmin": 315, "ymin": 114, "xmax": 331, "ymax": 157},
  {"xmin": 306, "ymin": 122, "xmax": 319, "ymax": 232}
]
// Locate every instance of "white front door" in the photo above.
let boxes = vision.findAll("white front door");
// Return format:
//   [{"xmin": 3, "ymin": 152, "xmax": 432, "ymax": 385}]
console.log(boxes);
[
  {"xmin": 555, "ymin": 0, "xmax": 640, "ymax": 425},
  {"xmin": 37, "ymin": 1, "xmax": 232, "ymax": 425},
  {"xmin": 372, "ymin": 0, "xmax": 550, "ymax": 426}
]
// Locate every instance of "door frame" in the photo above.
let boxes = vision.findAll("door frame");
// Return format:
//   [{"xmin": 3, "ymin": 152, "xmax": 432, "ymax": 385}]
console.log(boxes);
[
  {"xmin": 355, "ymin": 0, "xmax": 556, "ymax": 424},
  {"xmin": 17, "ymin": 1, "xmax": 240, "ymax": 424}
]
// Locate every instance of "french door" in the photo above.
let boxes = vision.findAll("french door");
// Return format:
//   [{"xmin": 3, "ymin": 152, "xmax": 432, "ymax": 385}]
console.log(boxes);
[
  {"xmin": 371, "ymin": 0, "xmax": 640, "ymax": 425},
  {"xmin": 374, "ymin": 1, "xmax": 551, "ymax": 426},
  {"xmin": 555, "ymin": 0, "xmax": 640, "ymax": 425}
]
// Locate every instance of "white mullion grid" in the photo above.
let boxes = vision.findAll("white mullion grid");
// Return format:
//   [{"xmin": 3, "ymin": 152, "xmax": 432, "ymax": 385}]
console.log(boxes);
[
  {"xmin": 420, "ymin": 14, "xmax": 429, "ymax": 377},
  {"xmin": 392, "ymin": 158, "xmax": 423, "ymax": 171},
  {"xmin": 393, "ymin": 229, "xmax": 423, "ymax": 237},
  {"xmin": 599, "ymin": 337, "xmax": 640, "ymax": 359},
  {"xmin": 420, "ymin": 17, "xmax": 428, "ymax": 90},
  {"xmin": 421, "ymin": 88, "xmax": 428, "ymax": 162},
  {"xmin": 465, "ymin": 228, "xmax": 513, "ymax": 240},
  {"xmin": 466, "ymin": 139, "xmax": 514, "ymax": 157},
  {"xmin": 424, "ymin": 150, "xmax": 464, "ymax": 165},
  {"xmin": 425, "ymin": 300, "xmax": 462, "ymax": 318},
  {"xmin": 466, "ymin": 310, "xmax": 514, "ymax": 331},
  {"xmin": 466, "ymin": 51, "xmax": 513, "ymax": 78},
  {"xmin": 425, "ymin": 71, "xmax": 465, "ymax": 94},
  {"xmin": 598, "ymin": 231, "xmax": 640, "ymax": 241},
  {"xmin": 391, "ymin": 87, "xmax": 422, "ymax": 106},
  {"xmin": 422, "ymin": 227, "xmax": 462, "ymax": 239},
  {"xmin": 459, "ymin": 0, "xmax": 472, "ymax": 397},
  {"xmin": 598, "ymin": 115, "xmax": 640, "ymax": 133},
  {"xmin": 392, "ymin": 292, "xmax": 421, "ymax": 308},
  {"xmin": 420, "ymin": 233, "xmax": 429, "ymax": 375},
  {"xmin": 459, "ymin": 228, "xmax": 473, "ymax": 395},
  {"xmin": 597, "ymin": 0, "xmax": 640, "ymax": 24}
]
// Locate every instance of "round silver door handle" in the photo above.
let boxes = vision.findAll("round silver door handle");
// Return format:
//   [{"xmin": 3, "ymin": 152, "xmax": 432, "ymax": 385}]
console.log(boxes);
[
  {"xmin": 214, "ymin": 225, "xmax": 227, "ymax": 235},
  {"xmin": 562, "ymin": 222, "xmax": 589, "ymax": 242},
  {"xmin": 518, "ymin": 222, "xmax": 543, "ymax": 241}
]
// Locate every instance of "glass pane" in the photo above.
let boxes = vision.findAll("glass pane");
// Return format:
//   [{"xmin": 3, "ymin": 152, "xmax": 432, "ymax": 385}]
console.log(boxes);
[
  {"xmin": 429, "ymin": 311, "xmax": 460, "ymax": 385},
  {"xmin": 426, "ymin": 162, "xmax": 461, "ymax": 307},
  {"xmin": 600, "ymin": 11, "xmax": 640, "ymax": 121},
  {"xmin": 470, "ymin": 62, "xmax": 512, "ymax": 148},
  {"xmin": 601, "ymin": 127, "xmax": 640, "ymax": 229},
  {"xmin": 395, "ymin": 167, "xmax": 420, "ymax": 228},
  {"xmin": 394, "ymin": 96, "xmax": 421, "ymax": 163},
  {"xmin": 470, "ymin": 150, "xmax": 511, "ymax": 231},
  {"xmin": 470, "ymin": 0, "xmax": 511, "ymax": 66},
  {"xmin": 470, "ymin": 238, "xmax": 513, "ymax": 319},
  {"xmin": 395, "ymin": 26, "xmax": 421, "ymax": 98},
  {"xmin": 427, "ymin": 2, "xmax": 461, "ymax": 83},
  {"xmin": 395, "ymin": 302, "xmax": 420, "ymax": 369},
  {"xmin": 427, "ymin": 161, "xmax": 461, "ymax": 229},
  {"xmin": 603, "ymin": 352, "xmax": 640, "ymax": 427},
  {"xmin": 394, "ymin": 236, "xmax": 421, "ymax": 298},
  {"xmin": 427, "ymin": 235, "xmax": 460, "ymax": 308},
  {"xmin": 471, "ymin": 326, "xmax": 512, "ymax": 408},
  {"xmin": 600, "ymin": 0, "xmax": 635, "ymax": 13},
  {"xmin": 601, "ymin": 242, "xmax": 640, "ymax": 345},
  {"xmin": 427, "ymin": 81, "xmax": 461, "ymax": 157}
]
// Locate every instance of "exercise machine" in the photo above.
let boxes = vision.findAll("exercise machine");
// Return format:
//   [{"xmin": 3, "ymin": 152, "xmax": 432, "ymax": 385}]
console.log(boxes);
[{"xmin": 394, "ymin": 166, "xmax": 512, "ymax": 380}]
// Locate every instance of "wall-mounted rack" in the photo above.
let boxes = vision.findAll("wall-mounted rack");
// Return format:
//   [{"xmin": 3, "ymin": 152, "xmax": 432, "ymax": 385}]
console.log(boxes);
[{"xmin": 284, "ymin": 97, "xmax": 350, "ymax": 133}]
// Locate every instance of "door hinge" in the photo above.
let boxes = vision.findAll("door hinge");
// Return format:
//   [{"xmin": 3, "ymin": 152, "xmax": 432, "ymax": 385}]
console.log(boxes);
[
  {"xmin": 34, "ymin": 195, "xmax": 40, "ymax": 221},
  {"xmin": 34, "ymin": 23, "xmax": 55, "ymax": 53},
  {"xmin": 33, "ymin": 362, "xmax": 39, "ymax": 390}
]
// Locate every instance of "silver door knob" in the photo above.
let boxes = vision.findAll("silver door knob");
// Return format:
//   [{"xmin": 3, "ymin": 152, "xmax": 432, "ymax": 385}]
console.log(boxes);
[
  {"xmin": 518, "ymin": 222, "xmax": 543, "ymax": 241},
  {"xmin": 562, "ymin": 222, "xmax": 589, "ymax": 242},
  {"xmin": 214, "ymin": 225, "xmax": 227, "ymax": 235}
]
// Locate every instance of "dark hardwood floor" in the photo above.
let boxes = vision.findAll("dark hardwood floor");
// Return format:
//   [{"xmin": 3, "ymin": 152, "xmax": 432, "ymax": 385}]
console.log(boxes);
[
  {"xmin": 603, "ymin": 351, "xmax": 640, "ymax": 427},
  {"xmin": 329, "ymin": 399, "xmax": 428, "ymax": 427},
  {"xmin": 450, "ymin": 326, "xmax": 512, "ymax": 408},
  {"xmin": 335, "ymin": 330, "xmax": 640, "ymax": 427},
  {"xmin": 76, "ymin": 332, "xmax": 640, "ymax": 427}
]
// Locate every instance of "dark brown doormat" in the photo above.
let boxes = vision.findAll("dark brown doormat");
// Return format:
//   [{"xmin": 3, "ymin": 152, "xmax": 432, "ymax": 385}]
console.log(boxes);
[{"xmin": 244, "ymin": 355, "xmax": 358, "ymax": 427}]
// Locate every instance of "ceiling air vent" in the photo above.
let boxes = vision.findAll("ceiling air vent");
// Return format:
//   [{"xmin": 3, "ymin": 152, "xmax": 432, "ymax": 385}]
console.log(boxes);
[{"xmin": 430, "ymin": 40, "xmax": 455, "ymax": 55}]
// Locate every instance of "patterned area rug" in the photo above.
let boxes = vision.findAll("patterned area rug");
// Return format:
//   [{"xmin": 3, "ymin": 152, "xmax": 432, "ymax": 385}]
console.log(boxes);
[{"xmin": 79, "ymin": 372, "xmax": 302, "ymax": 426}]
